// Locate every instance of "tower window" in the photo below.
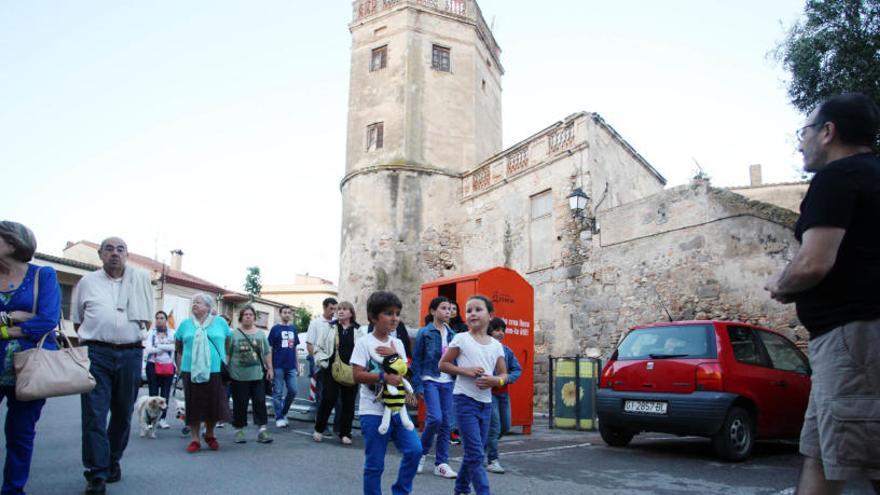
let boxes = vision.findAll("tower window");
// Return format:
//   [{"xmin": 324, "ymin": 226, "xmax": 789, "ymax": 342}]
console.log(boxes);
[
  {"xmin": 367, "ymin": 122, "xmax": 384, "ymax": 151},
  {"xmin": 370, "ymin": 45, "xmax": 387, "ymax": 72},
  {"xmin": 432, "ymin": 45, "xmax": 451, "ymax": 72}
]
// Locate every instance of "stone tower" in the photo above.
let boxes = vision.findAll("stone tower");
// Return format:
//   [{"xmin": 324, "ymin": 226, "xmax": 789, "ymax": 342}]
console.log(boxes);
[{"xmin": 339, "ymin": 0, "xmax": 503, "ymax": 318}]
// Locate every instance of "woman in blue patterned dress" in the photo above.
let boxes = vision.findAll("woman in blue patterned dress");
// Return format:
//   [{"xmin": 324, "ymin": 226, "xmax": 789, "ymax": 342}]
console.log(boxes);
[{"xmin": 0, "ymin": 221, "xmax": 61, "ymax": 495}]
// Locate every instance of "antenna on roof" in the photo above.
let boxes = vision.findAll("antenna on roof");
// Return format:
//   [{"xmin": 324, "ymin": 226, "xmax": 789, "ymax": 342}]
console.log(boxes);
[
  {"xmin": 691, "ymin": 157, "xmax": 709, "ymax": 181},
  {"xmin": 652, "ymin": 286, "xmax": 674, "ymax": 322}
]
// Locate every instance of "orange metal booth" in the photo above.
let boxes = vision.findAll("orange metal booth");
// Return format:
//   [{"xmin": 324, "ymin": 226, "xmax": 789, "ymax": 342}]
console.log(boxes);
[{"xmin": 418, "ymin": 267, "xmax": 534, "ymax": 434}]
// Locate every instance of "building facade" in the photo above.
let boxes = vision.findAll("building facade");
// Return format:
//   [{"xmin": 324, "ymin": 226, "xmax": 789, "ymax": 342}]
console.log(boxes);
[
  {"xmin": 338, "ymin": 0, "xmax": 803, "ymax": 410},
  {"xmin": 261, "ymin": 274, "xmax": 339, "ymax": 316}
]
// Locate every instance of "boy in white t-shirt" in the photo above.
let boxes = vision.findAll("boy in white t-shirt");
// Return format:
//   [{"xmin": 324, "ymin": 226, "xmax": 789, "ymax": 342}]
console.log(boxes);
[
  {"xmin": 350, "ymin": 291, "xmax": 421, "ymax": 495},
  {"xmin": 439, "ymin": 295, "xmax": 509, "ymax": 495}
]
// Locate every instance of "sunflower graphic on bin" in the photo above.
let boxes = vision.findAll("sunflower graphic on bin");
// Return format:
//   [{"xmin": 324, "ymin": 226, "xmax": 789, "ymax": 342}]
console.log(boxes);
[
  {"xmin": 561, "ymin": 380, "xmax": 583, "ymax": 407},
  {"xmin": 552, "ymin": 358, "xmax": 596, "ymax": 429}
]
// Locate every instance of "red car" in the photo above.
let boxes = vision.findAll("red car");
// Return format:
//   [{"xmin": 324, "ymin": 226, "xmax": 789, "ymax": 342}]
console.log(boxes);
[{"xmin": 596, "ymin": 321, "xmax": 811, "ymax": 461}]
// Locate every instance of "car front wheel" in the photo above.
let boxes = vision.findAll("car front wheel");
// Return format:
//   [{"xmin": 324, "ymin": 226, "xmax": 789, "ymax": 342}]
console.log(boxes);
[
  {"xmin": 599, "ymin": 422, "xmax": 634, "ymax": 447},
  {"xmin": 712, "ymin": 406, "xmax": 754, "ymax": 462}
]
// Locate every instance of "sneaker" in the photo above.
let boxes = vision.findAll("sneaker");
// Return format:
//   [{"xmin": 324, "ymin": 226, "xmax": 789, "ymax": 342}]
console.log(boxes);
[
  {"xmin": 216, "ymin": 422, "xmax": 225, "ymax": 429},
  {"xmin": 186, "ymin": 441, "xmax": 201, "ymax": 453},
  {"xmin": 181, "ymin": 426, "xmax": 191, "ymax": 436},
  {"xmin": 433, "ymin": 463, "xmax": 458, "ymax": 479},
  {"xmin": 450, "ymin": 432, "xmax": 461, "ymax": 446},
  {"xmin": 417, "ymin": 455, "xmax": 427, "ymax": 474},
  {"xmin": 158, "ymin": 419, "xmax": 170, "ymax": 429},
  {"xmin": 341, "ymin": 436, "xmax": 352, "ymax": 445},
  {"xmin": 204, "ymin": 435, "xmax": 220, "ymax": 450},
  {"xmin": 275, "ymin": 418, "xmax": 288, "ymax": 428},
  {"xmin": 486, "ymin": 459, "xmax": 505, "ymax": 474},
  {"xmin": 256, "ymin": 429, "xmax": 273, "ymax": 444},
  {"xmin": 234, "ymin": 429, "xmax": 246, "ymax": 444},
  {"xmin": 312, "ymin": 431, "xmax": 323, "ymax": 443}
]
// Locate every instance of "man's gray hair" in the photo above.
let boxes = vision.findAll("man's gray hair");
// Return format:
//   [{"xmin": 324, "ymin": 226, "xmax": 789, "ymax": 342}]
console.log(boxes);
[
  {"xmin": 0, "ymin": 221, "xmax": 37, "ymax": 262},
  {"xmin": 192, "ymin": 293, "xmax": 215, "ymax": 311},
  {"xmin": 98, "ymin": 237, "xmax": 127, "ymax": 251}
]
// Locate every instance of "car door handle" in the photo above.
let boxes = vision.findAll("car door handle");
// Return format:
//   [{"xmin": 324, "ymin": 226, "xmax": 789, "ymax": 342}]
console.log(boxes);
[{"xmin": 772, "ymin": 380, "xmax": 787, "ymax": 387}]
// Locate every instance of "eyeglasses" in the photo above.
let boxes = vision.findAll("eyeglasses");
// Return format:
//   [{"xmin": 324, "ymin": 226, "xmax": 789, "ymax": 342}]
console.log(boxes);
[{"xmin": 796, "ymin": 122, "xmax": 824, "ymax": 142}]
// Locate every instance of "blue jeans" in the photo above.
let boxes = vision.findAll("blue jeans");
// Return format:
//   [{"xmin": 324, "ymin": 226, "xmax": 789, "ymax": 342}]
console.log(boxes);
[
  {"xmin": 361, "ymin": 414, "xmax": 421, "ymax": 495},
  {"xmin": 1, "ymin": 386, "xmax": 45, "ymax": 495},
  {"xmin": 454, "ymin": 394, "xmax": 492, "ymax": 495},
  {"xmin": 272, "ymin": 367, "xmax": 297, "ymax": 420},
  {"xmin": 81, "ymin": 346, "xmax": 142, "ymax": 481},
  {"xmin": 420, "ymin": 380, "xmax": 453, "ymax": 464},
  {"xmin": 486, "ymin": 393, "xmax": 511, "ymax": 462}
]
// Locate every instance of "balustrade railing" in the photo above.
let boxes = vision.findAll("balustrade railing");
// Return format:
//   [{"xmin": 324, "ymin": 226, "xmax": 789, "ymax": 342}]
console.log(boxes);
[
  {"xmin": 354, "ymin": 0, "xmax": 469, "ymax": 21},
  {"xmin": 472, "ymin": 164, "xmax": 491, "ymax": 192},
  {"xmin": 462, "ymin": 115, "xmax": 586, "ymax": 199},
  {"xmin": 548, "ymin": 124, "xmax": 575, "ymax": 153},
  {"xmin": 506, "ymin": 147, "xmax": 529, "ymax": 175}
]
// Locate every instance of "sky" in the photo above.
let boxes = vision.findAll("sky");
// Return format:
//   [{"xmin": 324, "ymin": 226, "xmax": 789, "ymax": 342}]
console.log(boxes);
[{"xmin": 1, "ymin": 0, "xmax": 808, "ymax": 291}]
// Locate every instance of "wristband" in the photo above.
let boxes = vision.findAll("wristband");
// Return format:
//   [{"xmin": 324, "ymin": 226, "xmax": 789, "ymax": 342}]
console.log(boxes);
[
  {"xmin": 0, "ymin": 324, "xmax": 8, "ymax": 340},
  {"xmin": 498, "ymin": 377, "xmax": 505, "ymax": 387},
  {"xmin": 378, "ymin": 371, "xmax": 385, "ymax": 384}
]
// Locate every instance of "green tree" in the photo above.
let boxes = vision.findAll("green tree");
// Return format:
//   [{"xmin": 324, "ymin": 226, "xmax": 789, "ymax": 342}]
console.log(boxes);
[
  {"xmin": 777, "ymin": 0, "xmax": 880, "ymax": 112},
  {"xmin": 293, "ymin": 306, "xmax": 312, "ymax": 333},
  {"xmin": 244, "ymin": 266, "xmax": 262, "ymax": 301}
]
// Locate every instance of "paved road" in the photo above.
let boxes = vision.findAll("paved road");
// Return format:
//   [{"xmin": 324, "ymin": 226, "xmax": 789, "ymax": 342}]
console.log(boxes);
[{"xmin": 3, "ymin": 392, "xmax": 875, "ymax": 494}]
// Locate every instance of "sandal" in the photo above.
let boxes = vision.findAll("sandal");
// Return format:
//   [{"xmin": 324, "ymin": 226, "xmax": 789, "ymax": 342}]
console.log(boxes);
[{"xmin": 186, "ymin": 441, "xmax": 201, "ymax": 453}]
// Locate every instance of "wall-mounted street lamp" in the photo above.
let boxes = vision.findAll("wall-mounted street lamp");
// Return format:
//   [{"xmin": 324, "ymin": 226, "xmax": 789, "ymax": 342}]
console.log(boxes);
[
  {"xmin": 567, "ymin": 187, "xmax": 589, "ymax": 214},
  {"xmin": 568, "ymin": 186, "xmax": 599, "ymax": 234}
]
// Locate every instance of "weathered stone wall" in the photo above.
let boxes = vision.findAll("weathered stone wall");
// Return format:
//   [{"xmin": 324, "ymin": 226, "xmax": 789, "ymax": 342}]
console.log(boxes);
[
  {"xmin": 728, "ymin": 182, "xmax": 809, "ymax": 213},
  {"xmin": 347, "ymin": 2, "xmax": 502, "ymax": 176},
  {"xmin": 340, "ymin": 170, "xmax": 465, "ymax": 321},
  {"xmin": 526, "ymin": 182, "xmax": 803, "ymax": 411}
]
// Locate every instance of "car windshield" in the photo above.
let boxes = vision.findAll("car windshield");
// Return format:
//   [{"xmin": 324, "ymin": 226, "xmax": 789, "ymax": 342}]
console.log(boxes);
[{"xmin": 617, "ymin": 324, "xmax": 716, "ymax": 360}]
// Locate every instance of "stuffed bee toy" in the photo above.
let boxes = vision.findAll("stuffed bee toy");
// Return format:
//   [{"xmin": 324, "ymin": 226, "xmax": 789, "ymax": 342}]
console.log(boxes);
[{"xmin": 377, "ymin": 354, "xmax": 414, "ymax": 434}]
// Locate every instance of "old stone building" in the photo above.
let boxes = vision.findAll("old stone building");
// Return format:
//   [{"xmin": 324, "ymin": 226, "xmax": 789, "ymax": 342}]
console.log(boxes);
[
  {"xmin": 339, "ymin": 0, "xmax": 802, "ymax": 410},
  {"xmin": 729, "ymin": 164, "xmax": 809, "ymax": 213}
]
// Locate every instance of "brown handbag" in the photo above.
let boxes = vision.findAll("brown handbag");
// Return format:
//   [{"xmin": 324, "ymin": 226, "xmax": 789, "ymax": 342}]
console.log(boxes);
[{"xmin": 13, "ymin": 267, "xmax": 96, "ymax": 401}]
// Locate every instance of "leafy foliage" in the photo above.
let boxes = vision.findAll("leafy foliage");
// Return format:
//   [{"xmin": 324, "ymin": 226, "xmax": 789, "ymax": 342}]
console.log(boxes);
[
  {"xmin": 777, "ymin": 0, "xmax": 880, "ymax": 112},
  {"xmin": 244, "ymin": 266, "xmax": 262, "ymax": 301},
  {"xmin": 293, "ymin": 306, "xmax": 312, "ymax": 334}
]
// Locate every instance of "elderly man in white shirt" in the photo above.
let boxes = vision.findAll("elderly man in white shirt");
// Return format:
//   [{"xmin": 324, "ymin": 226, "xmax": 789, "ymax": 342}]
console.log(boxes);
[{"xmin": 72, "ymin": 237, "xmax": 153, "ymax": 495}]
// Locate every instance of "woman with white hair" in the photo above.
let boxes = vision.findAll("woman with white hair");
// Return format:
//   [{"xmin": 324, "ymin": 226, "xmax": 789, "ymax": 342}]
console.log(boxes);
[
  {"xmin": 0, "ymin": 220, "xmax": 61, "ymax": 494},
  {"xmin": 174, "ymin": 293, "xmax": 232, "ymax": 453}
]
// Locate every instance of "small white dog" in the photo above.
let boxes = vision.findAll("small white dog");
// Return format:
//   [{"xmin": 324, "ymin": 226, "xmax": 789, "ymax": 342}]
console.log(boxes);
[{"xmin": 134, "ymin": 396, "xmax": 167, "ymax": 438}]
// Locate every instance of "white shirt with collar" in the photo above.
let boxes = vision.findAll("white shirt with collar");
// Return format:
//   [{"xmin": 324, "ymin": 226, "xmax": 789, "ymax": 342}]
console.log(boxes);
[
  {"xmin": 306, "ymin": 315, "xmax": 335, "ymax": 346},
  {"xmin": 71, "ymin": 268, "xmax": 149, "ymax": 345}
]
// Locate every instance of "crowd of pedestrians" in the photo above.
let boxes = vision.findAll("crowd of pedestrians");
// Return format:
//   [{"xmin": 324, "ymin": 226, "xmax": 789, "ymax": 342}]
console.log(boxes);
[
  {"xmin": 3, "ymin": 91, "xmax": 876, "ymax": 494},
  {"xmin": 0, "ymin": 227, "xmax": 520, "ymax": 495}
]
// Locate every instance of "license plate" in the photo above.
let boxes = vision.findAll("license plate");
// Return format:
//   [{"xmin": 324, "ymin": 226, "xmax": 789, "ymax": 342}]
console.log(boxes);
[{"xmin": 624, "ymin": 400, "xmax": 667, "ymax": 414}]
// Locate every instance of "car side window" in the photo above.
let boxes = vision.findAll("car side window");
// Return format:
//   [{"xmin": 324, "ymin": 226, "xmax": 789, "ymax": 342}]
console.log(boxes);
[
  {"xmin": 726, "ymin": 326, "xmax": 764, "ymax": 366},
  {"xmin": 757, "ymin": 330, "xmax": 810, "ymax": 374}
]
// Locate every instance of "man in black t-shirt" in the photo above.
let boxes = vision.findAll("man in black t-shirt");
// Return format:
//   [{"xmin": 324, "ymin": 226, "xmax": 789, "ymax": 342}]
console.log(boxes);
[{"xmin": 766, "ymin": 93, "xmax": 880, "ymax": 491}]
